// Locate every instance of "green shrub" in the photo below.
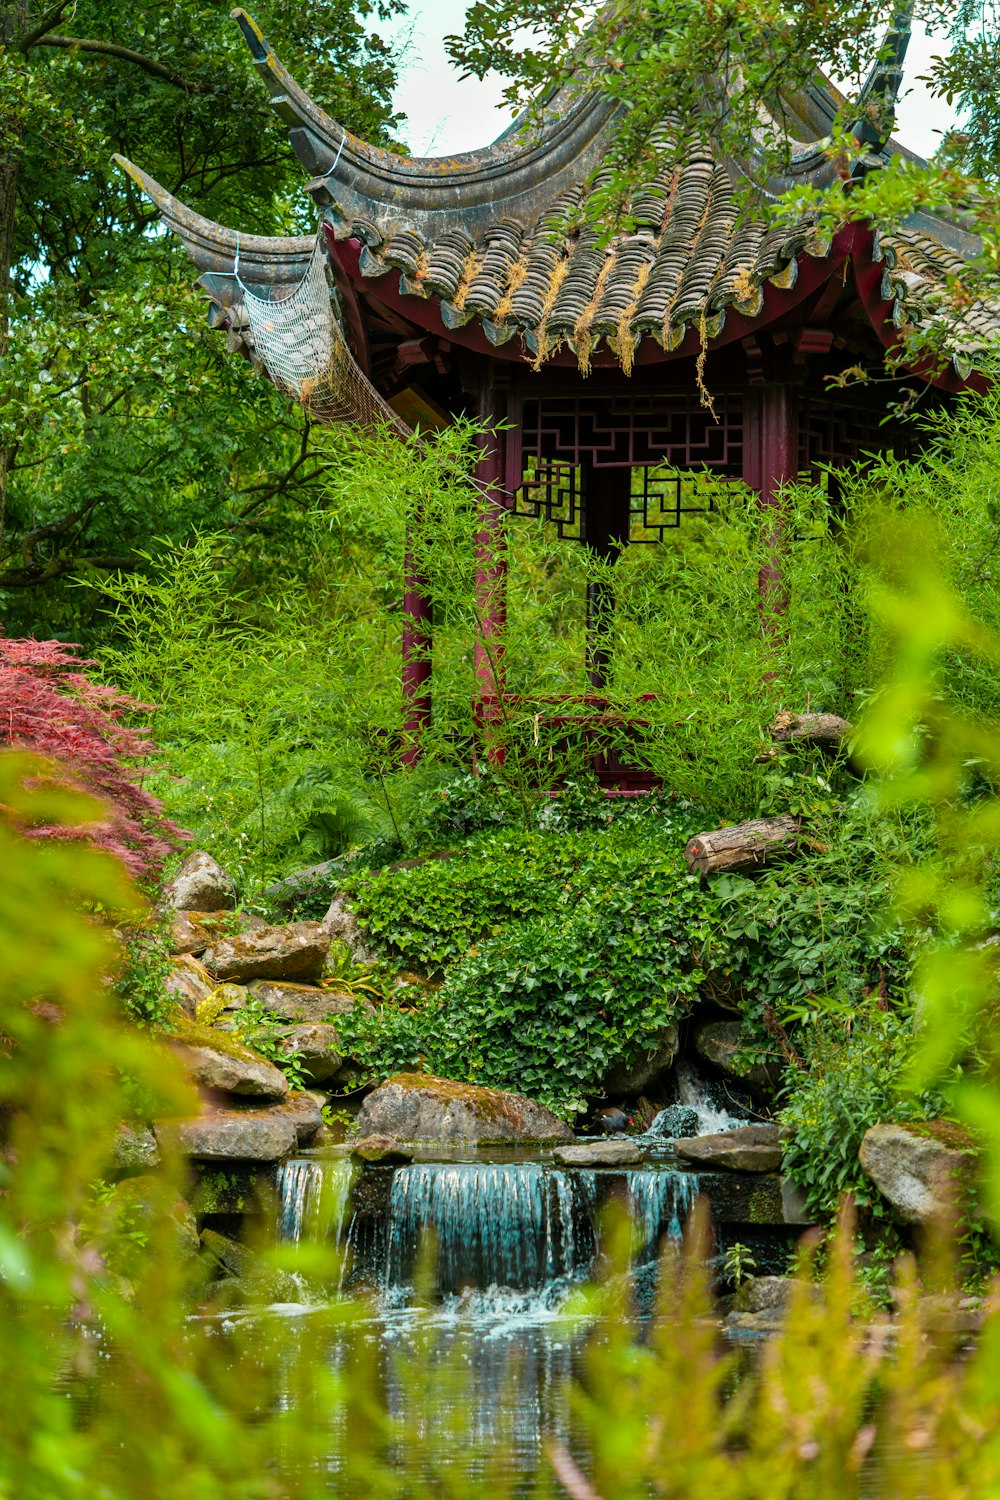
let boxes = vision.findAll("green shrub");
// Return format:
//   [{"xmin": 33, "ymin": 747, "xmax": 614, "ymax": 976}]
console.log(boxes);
[
  {"xmin": 779, "ymin": 1011, "xmax": 943, "ymax": 1218},
  {"xmin": 348, "ymin": 807, "xmax": 703, "ymax": 973}
]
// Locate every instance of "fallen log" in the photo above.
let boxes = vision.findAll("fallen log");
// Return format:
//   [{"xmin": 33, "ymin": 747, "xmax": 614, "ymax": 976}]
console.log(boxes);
[
  {"xmin": 770, "ymin": 710, "xmax": 853, "ymax": 749},
  {"xmin": 685, "ymin": 814, "xmax": 801, "ymax": 877}
]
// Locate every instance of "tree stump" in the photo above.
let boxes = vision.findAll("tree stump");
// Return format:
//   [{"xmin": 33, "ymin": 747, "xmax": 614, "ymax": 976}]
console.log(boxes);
[{"xmin": 684, "ymin": 815, "xmax": 800, "ymax": 876}]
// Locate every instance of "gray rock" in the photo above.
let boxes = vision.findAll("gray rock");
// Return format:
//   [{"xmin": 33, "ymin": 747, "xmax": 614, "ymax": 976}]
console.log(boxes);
[
  {"xmin": 281, "ymin": 1023, "xmax": 343, "ymax": 1083},
  {"xmin": 170, "ymin": 1026, "xmax": 290, "ymax": 1100},
  {"xmin": 163, "ymin": 954, "xmax": 216, "ymax": 1019},
  {"xmin": 158, "ymin": 1108, "xmax": 299, "ymax": 1162},
  {"xmin": 604, "ymin": 1024, "xmax": 679, "ymax": 1094},
  {"xmin": 554, "ymin": 1140, "xmax": 642, "ymax": 1167},
  {"xmin": 275, "ymin": 1091, "xmax": 326, "ymax": 1145},
  {"xmin": 731, "ymin": 1275, "xmax": 793, "ymax": 1314},
  {"xmin": 202, "ymin": 921, "xmax": 331, "ymax": 986},
  {"xmin": 162, "ymin": 851, "xmax": 236, "ymax": 913},
  {"xmin": 693, "ymin": 1020, "xmax": 779, "ymax": 1091},
  {"xmin": 200, "ymin": 1227, "xmax": 252, "ymax": 1279},
  {"xmin": 649, "ymin": 1105, "xmax": 701, "ymax": 1139},
  {"xmin": 356, "ymin": 1073, "xmax": 575, "ymax": 1144},
  {"xmin": 110, "ymin": 1123, "xmax": 160, "ymax": 1172},
  {"xmin": 264, "ymin": 860, "xmax": 341, "ymax": 914},
  {"xmin": 780, "ymin": 1177, "xmax": 814, "ymax": 1225},
  {"xmin": 351, "ymin": 1135, "xmax": 414, "ymax": 1164},
  {"xmin": 858, "ymin": 1121, "xmax": 976, "ymax": 1225},
  {"xmin": 674, "ymin": 1124, "xmax": 782, "ymax": 1174},
  {"xmin": 169, "ymin": 910, "xmax": 216, "ymax": 956},
  {"xmin": 247, "ymin": 979, "xmax": 358, "ymax": 1025},
  {"xmin": 321, "ymin": 894, "xmax": 377, "ymax": 964}
]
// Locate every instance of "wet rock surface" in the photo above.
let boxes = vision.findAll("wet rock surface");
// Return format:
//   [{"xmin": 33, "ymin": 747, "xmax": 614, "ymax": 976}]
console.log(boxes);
[
  {"xmin": 692, "ymin": 1020, "xmax": 780, "ymax": 1091},
  {"xmin": 351, "ymin": 1135, "xmax": 414, "ymax": 1164},
  {"xmin": 554, "ymin": 1140, "xmax": 642, "ymax": 1167},
  {"xmin": 858, "ymin": 1120, "xmax": 976, "ymax": 1224},
  {"xmin": 162, "ymin": 851, "xmax": 236, "ymax": 912},
  {"xmin": 356, "ymin": 1073, "xmax": 575, "ymax": 1144},
  {"xmin": 674, "ymin": 1123, "xmax": 782, "ymax": 1173},
  {"xmin": 201, "ymin": 921, "xmax": 330, "ymax": 986},
  {"xmin": 650, "ymin": 1104, "xmax": 700, "ymax": 1139}
]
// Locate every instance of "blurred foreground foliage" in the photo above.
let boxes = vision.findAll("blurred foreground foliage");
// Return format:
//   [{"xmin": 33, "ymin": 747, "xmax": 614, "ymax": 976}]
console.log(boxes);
[{"xmin": 2, "ymin": 756, "xmax": 1000, "ymax": 1498}]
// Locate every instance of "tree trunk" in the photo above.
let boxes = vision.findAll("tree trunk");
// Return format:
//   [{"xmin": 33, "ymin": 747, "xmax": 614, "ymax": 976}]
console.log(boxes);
[
  {"xmin": 0, "ymin": 3, "xmax": 29, "ymax": 553},
  {"xmin": 684, "ymin": 815, "xmax": 801, "ymax": 877}
]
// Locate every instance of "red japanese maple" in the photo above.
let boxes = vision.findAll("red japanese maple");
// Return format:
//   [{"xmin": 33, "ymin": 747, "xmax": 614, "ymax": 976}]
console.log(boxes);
[{"xmin": 0, "ymin": 635, "xmax": 186, "ymax": 882}]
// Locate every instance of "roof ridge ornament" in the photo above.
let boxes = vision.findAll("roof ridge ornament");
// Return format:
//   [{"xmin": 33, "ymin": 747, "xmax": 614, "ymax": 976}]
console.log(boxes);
[{"xmin": 850, "ymin": 3, "xmax": 914, "ymax": 173}]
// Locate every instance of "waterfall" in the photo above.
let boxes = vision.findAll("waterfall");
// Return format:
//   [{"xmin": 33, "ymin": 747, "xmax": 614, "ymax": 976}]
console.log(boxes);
[
  {"xmin": 277, "ymin": 1157, "xmax": 354, "ymax": 1245},
  {"xmin": 626, "ymin": 1170, "xmax": 699, "ymax": 1260},
  {"xmin": 383, "ymin": 1163, "xmax": 595, "ymax": 1298},
  {"xmin": 674, "ymin": 1059, "xmax": 749, "ymax": 1134}
]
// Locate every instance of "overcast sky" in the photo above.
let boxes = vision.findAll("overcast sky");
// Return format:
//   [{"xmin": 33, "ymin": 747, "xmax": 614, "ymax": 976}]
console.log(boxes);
[{"xmin": 387, "ymin": 3, "xmax": 958, "ymax": 161}]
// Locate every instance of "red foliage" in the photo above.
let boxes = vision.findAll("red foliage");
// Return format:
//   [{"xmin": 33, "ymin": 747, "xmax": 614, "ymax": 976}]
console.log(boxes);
[{"xmin": 0, "ymin": 635, "xmax": 186, "ymax": 882}]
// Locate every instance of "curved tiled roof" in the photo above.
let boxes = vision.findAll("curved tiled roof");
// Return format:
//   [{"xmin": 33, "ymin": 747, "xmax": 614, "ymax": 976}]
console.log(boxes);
[
  {"xmin": 116, "ymin": 8, "xmax": 1000, "ymax": 384},
  {"xmin": 344, "ymin": 157, "xmax": 829, "ymax": 369}
]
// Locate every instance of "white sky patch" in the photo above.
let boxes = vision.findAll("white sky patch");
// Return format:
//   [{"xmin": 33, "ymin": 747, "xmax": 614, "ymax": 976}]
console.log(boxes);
[{"xmin": 387, "ymin": 3, "xmax": 959, "ymax": 162}]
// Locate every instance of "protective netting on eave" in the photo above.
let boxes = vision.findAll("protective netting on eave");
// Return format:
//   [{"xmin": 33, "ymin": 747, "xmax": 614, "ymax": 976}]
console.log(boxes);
[{"xmin": 240, "ymin": 238, "xmax": 412, "ymax": 437}]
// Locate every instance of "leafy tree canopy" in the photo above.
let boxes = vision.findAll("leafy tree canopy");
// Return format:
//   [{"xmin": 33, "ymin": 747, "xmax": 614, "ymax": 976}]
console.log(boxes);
[
  {"xmin": 0, "ymin": 0, "xmax": 404, "ymax": 633},
  {"xmin": 447, "ymin": 2, "xmax": 999, "ymax": 248}
]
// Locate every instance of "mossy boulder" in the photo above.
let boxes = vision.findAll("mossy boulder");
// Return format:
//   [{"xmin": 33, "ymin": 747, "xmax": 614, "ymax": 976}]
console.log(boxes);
[
  {"xmin": 167, "ymin": 1016, "xmax": 289, "ymax": 1100},
  {"xmin": 858, "ymin": 1120, "xmax": 977, "ymax": 1225},
  {"xmin": 355, "ymin": 1072, "xmax": 574, "ymax": 1144}
]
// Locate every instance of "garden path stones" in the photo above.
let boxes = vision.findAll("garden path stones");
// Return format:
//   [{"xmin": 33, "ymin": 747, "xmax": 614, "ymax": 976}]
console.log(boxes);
[
  {"xmin": 673, "ymin": 1123, "xmax": 782, "ymax": 1173},
  {"xmin": 201, "ymin": 920, "xmax": 330, "ymax": 985},
  {"xmin": 356, "ymin": 1072, "xmax": 575, "ymax": 1144},
  {"xmin": 162, "ymin": 850, "xmax": 236, "ymax": 912}
]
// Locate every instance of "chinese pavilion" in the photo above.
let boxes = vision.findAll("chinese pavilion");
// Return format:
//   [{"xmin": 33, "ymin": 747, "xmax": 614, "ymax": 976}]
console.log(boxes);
[{"xmin": 117, "ymin": 9, "xmax": 1000, "ymax": 782}]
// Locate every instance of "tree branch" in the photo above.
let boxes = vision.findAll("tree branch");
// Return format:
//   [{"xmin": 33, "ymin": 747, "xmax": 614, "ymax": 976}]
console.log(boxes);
[
  {"xmin": 17, "ymin": 0, "xmax": 74, "ymax": 51},
  {"xmin": 34, "ymin": 34, "xmax": 207, "ymax": 93}
]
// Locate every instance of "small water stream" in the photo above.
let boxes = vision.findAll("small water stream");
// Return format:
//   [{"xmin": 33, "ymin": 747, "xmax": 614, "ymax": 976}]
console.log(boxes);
[{"xmin": 260, "ymin": 1084, "xmax": 779, "ymax": 1487}]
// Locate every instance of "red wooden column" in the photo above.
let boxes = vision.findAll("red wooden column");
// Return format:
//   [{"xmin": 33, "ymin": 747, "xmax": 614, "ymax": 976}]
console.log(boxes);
[
  {"xmin": 401, "ymin": 530, "xmax": 432, "ymax": 767},
  {"xmin": 474, "ymin": 383, "xmax": 508, "ymax": 712},
  {"xmin": 744, "ymin": 381, "xmax": 797, "ymax": 632}
]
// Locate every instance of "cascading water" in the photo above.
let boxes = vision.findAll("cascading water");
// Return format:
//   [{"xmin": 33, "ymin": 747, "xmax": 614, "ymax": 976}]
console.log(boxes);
[
  {"xmin": 626, "ymin": 1170, "xmax": 699, "ymax": 1261},
  {"xmin": 383, "ymin": 1162, "xmax": 596, "ymax": 1303},
  {"xmin": 673, "ymin": 1059, "xmax": 750, "ymax": 1134},
  {"xmin": 277, "ymin": 1157, "xmax": 354, "ymax": 1245}
]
